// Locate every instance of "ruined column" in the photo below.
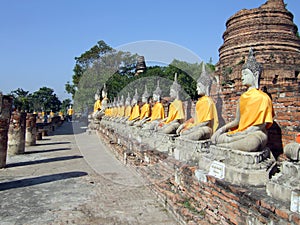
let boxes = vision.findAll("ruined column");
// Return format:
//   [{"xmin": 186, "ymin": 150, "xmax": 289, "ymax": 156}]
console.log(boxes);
[
  {"xmin": 8, "ymin": 111, "xmax": 27, "ymax": 155},
  {"xmin": 25, "ymin": 113, "xmax": 37, "ymax": 146},
  {"xmin": 0, "ymin": 95, "xmax": 13, "ymax": 168}
]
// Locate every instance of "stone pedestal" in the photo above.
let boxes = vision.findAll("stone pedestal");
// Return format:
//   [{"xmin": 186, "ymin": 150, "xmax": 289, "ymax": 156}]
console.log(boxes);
[
  {"xmin": 198, "ymin": 145, "xmax": 276, "ymax": 186},
  {"xmin": 174, "ymin": 137, "xmax": 210, "ymax": 163},
  {"xmin": 8, "ymin": 111, "xmax": 26, "ymax": 155},
  {"xmin": 25, "ymin": 113, "xmax": 37, "ymax": 146},
  {"xmin": 0, "ymin": 95, "xmax": 13, "ymax": 168},
  {"xmin": 266, "ymin": 161, "xmax": 300, "ymax": 213}
]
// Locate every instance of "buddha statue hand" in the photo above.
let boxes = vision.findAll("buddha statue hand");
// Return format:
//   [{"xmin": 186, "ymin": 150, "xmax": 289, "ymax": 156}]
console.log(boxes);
[
  {"xmin": 176, "ymin": 123, "xmax": 185, "ymax": 135},
  {"xmin": 211, "ymin": 126, "xmax": 226, "ymax": 144}
]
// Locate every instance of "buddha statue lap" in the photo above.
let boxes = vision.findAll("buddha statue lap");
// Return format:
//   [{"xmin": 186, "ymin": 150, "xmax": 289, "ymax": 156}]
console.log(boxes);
[{"xmin": 211, "ymin": 48, "xmax": 274, "ymax": 152}]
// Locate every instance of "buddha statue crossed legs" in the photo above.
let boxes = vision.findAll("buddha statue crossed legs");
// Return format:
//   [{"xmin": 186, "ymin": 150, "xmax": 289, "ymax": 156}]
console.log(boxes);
[{"xmin": 211, "ymin": 48, "xmax": 274, "ymax": 152}]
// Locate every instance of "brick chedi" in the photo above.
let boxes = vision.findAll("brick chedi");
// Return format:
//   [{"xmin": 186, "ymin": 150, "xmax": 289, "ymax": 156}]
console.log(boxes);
[
  {"xmin": 216, "ymin": 0, "xmax": 300, "ymax": 86},
  {"xmin": 214, "ymin": 0, "xmax": 300, "ymax": 155}
]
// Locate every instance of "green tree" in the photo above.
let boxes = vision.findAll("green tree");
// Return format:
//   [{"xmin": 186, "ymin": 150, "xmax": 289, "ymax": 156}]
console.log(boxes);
[
  {"xmin": 10, "ymin": 88, "xmax": 30, "ymax": 111},
  {"xmin": 66, "ymin": 40, "xmax": 113, "ymax": 98},
  {"xmin": 30, "ymin": 87, "xmax": 61, "ymax": 113}
]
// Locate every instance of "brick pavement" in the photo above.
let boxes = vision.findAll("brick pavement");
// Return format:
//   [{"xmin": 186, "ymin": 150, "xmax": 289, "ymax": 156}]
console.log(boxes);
[{"xmin": 0, "ymin": 121, "xmax": 179, "ymax": 225}]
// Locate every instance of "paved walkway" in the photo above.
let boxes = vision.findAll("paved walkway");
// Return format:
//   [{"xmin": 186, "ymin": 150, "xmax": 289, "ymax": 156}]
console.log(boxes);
[{"xmin": 0, "ymin": 121, "xmax": 179, "ymax": 225}]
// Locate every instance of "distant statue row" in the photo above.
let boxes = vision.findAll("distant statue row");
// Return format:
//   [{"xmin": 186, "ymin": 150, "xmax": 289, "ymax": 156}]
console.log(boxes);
[{"xmin": 97, "ymin": 49, "xmax": 274, "ymax": 152}]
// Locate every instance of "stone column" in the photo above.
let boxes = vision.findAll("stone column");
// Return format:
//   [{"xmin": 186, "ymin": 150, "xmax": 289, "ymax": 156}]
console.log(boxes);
[
  {"xmin": 0, "ymin": 95, "xmax": 13, "ymax": 168},
  {"xmin": 8, "ymin": 111, "xmax": 27, "ymax": 155},
  {"xmin": 25, "ymin": 113, "xmax": 37, "ymax": 146}
]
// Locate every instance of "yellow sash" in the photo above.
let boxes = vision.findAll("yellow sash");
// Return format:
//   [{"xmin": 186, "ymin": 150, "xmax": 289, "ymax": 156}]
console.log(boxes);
[
  {"xmin": 140, "ymin": 103, "xmax": 151, "ymax": 120},
  {"xmin": 229, "ymin": 88, "xmax": 273, "ymax": 134},
  {"xmin": 128, "ymin": 105, "xmax": 140, "ymax": 121},
  {"xmin": 165, "ymin": 99, "xmax": 185, "ymax": 124},
  {"xmin": 150, "ymin": 102, "xmax": 165, "ymax": 121}
]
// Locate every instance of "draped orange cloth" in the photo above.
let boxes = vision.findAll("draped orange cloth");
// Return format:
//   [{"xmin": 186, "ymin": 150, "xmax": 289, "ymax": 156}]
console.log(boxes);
[
  {"xmin": 150, "ymin": 102, "xmax": 165, "ymax": 121},
  {"xmin": 229, "ymin": 88, "xmax": 274, "ymax": 134},
  {"xmin": 139, "ymin": 103, "xmax": 151, "ymax": 120},
  {"xmin": 183, "ymin": 96, "xmax": 218, "ymax": 132},
  {"xmin": 128, "ymin": 105, "xmax": 140, "ymax": 121},
  {"xmin": 124, "ymin": 106, "xmax": 132, "ymax": 117},
  {"xmin": 93, "ymin": 100, "xmax": 101, "ymax": 112},
  {"xmin": 118, "ymin": 106, "xmax": 125, "ymax": 117},
  {"xmin": 165, "ymin": 99, "xmax": 185, "ymax": 124}
]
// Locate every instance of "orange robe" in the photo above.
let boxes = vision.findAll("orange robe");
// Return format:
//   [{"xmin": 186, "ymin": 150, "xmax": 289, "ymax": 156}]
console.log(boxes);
[
  {"xmin": 229, "ymin": 88, "xmax": 273, "ymax": 134},
  {"xmin": 183, "ymin": 96, "xmax": 218, "ymax": 132},
  {"xmin": 139, "ymin": 103, "xmax": 151, "ymax": 120},
  {"xmin": 165, "ymin": 99, "xmax": 185, "ymax": 124},
  {"xmin": 125, "ymin": 106, "xmax": 132, "ymax": 117},
  {"xmin": 150, "ymin": 102, "xmax": 165, "ymax": 121},
  {"xmin": 93, "ymin": 100, "xmax": 101, "ymax": 112},
  {"xmin": 128, "ymin": 105, "xmax": 140, "ymax": 121}
]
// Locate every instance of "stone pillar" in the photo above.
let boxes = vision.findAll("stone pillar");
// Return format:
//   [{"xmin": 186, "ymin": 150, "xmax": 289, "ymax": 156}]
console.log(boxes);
[
  {"xmin": 25, "ymin": 113, "xmax": 37, "ymax": 146},
  {"xmin": 8, "ymin": 111, "xmax": 26, "ymax": 155},
  {"xmin": 0, "ymin": 95, "xmax": 13, "ymax": 168}
]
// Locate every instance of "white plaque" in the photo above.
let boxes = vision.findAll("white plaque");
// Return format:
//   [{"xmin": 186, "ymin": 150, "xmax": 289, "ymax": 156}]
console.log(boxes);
[
  {"xmin": 290, "ymin": 191, "xmax": 300, "ymax": 213},
  {"xmin": 208, "ymin": 161, "xmax": 225, "ymax": 179}
]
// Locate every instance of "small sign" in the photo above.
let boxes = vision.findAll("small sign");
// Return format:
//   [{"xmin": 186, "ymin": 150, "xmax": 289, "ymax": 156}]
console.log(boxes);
[
  {"xmin": 208, "ymin": 161, "xmax": 225, "ymax": 179},
  {"xmin": 290, "ymin": 190, "xmax": 300, "ymax": 213}
]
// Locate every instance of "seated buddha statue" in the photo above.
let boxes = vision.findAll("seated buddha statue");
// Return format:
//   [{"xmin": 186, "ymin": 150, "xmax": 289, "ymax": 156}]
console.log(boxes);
[
  {"xmin": 135, "ymin": 85, "xmax": 151, "ymax": 127},
  {"xmin": 93, "ymin": 88, "xmax": 102, "ymax": 119},
  {"xmin": 211, "ymin": 48, "xmax": 274, "ymax": 152},
  {"xmin": 127, "ymin": 89, "xmax": 140, "ymax": 126},
  {"xmin": 142, "ymin": 80, "xmax": 165, "ymax": 130},
  {"xmin": 115, "ymin": 95, "xmax": 125, "ymax": 122},
  {"xmin": 120, "ymin": 93, "xmax": 132, "ymax": 123},
  {"xmin": 176, "ymin": 63, "xmax": 218, "ymax": 141},
  {"xmin": 156, "ymin": 73, "xmax": 185, "ymax": 134},
  {"xmin": 94, "ymin": 84, "xmax": 109, "ymax": 120}
]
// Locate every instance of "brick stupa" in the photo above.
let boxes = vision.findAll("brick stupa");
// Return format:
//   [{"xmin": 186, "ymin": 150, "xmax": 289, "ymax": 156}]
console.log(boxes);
[{"xmin": 216, "ymin": 0, "xmax": 300, "ymax": 87}]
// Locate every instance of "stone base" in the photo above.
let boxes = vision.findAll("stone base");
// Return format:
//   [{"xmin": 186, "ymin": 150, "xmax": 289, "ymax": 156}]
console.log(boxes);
[
  {"xmin": 174, "ymin": 137, "xmax": 210, "ymax": 163},
  {"xmin": 266, "ymin": 161, "xmax": 300, "ymax": 212},
  {"xmin": 198, "ymin": 146, "xmax": 276, "ymax": 186}
]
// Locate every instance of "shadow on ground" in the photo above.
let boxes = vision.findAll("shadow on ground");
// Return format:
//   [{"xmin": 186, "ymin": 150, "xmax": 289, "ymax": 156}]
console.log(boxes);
[
  {"xmin": 6, "ymin": 155, "xmax": 83, "ymax": 168},
  {"xmin": 0, "ymin": 171, "xmax": 88, "ymax": 191}
]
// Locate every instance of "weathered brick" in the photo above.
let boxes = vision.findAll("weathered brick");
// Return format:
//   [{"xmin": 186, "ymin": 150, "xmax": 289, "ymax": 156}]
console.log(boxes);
[{"xmin": 275, "ymin": 208, "xmax": 290, "ymax": 219}]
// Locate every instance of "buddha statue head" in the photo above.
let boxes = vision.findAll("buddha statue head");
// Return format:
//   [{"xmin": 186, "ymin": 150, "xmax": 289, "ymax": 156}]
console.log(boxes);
[
  {"xmin": 153, "ymin": 80, "xmax": 162, "ymax": 102},
  {"xmin": 119, "ymin": 95, "xmax": 125, "ymax": 107},
  {"xmin": 197, "ymin": 62, "xmax": 212, "ymax": 96},
  {"xmin": 142, "ymin": 85, "xmax": 150, "ymax": 103},
  {"xmin": 102, "ymin": 83, "xmax": 108, "ymax": 98},
  {"xmin": 241, "ymin": 48, "xmax": 263, "ymax": 89},
  {"xmin": 125, "ymin": 92, "xmax": 131, "ymax": 106},
  {"xmin": 95, "ymin": 89, "xmax": 100, "ymax": 101},
  {"xmin": 170, "ymin": 73, "xmax": 181, "ymax": 100},
  {"xmin": 131, "ymin": 88, "xmax": 139, "ymax": 106}
]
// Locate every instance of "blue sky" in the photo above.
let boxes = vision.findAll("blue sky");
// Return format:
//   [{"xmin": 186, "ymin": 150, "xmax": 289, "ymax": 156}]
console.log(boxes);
[{"xmin": 0, "ymin": 0, "xmax": 299, "ymax": 100}]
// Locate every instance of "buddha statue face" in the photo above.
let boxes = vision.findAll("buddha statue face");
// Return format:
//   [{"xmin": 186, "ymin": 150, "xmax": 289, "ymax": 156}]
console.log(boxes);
[
  {"xmin": 131, "ymin": 98, "xmax": 137, "ymax": 106},
  {"xmin": 170, "ymin": 88, "xmax": 177, "ymax": 99},
  {"xmin": 241, "ymin": 68, "xmax": 256, "ymax": 87},
  {"xmin": 153, "ymin": 93, "xmax": 160, "ymax": 102},
  {"xmin": 196, "ymin": 82, "xmax": 206, "ymax": 96},
  {"xmin": 142, "ymin": 96, "xmax": 148, "ymax": 103}
]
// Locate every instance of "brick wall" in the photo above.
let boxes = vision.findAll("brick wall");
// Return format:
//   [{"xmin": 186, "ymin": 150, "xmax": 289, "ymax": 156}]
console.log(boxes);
[{"xmin": 99, "ymin": 127, "xmax": 300, "ymax": 225}]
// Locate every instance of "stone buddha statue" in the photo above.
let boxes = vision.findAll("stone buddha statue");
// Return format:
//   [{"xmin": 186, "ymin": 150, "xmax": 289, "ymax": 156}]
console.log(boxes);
[
  {"xmin": 142, "ymin": 80, "xmax": 165, "ymax": 130},
  {"xmin": 116, "ymin": 95, "xmax": 125, "ymax": 122},
  {"xmin": 176, "ymin": 63, "xmax": 218, "ymax": 141},
  {"xmin": 93, "ymin": 88, "xmax": 101, "ymax": 113},
  {"xmin": 135, "ymin": 85, "xmax": 151, "ymax": 127},
  {"xmin": 120, "ymin": 93, "xmax": 132, "ymax": 123},
  {"xmin": 127, "ymin": 89, "xmax": 140, "ymax": 126},
  {"xmin": 157, "ymin": 73, "xmax": 185, "ymax": 134},
  {"xmin": 211, "ymin": 48, "xmax": 274, "ymax": 152}
]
